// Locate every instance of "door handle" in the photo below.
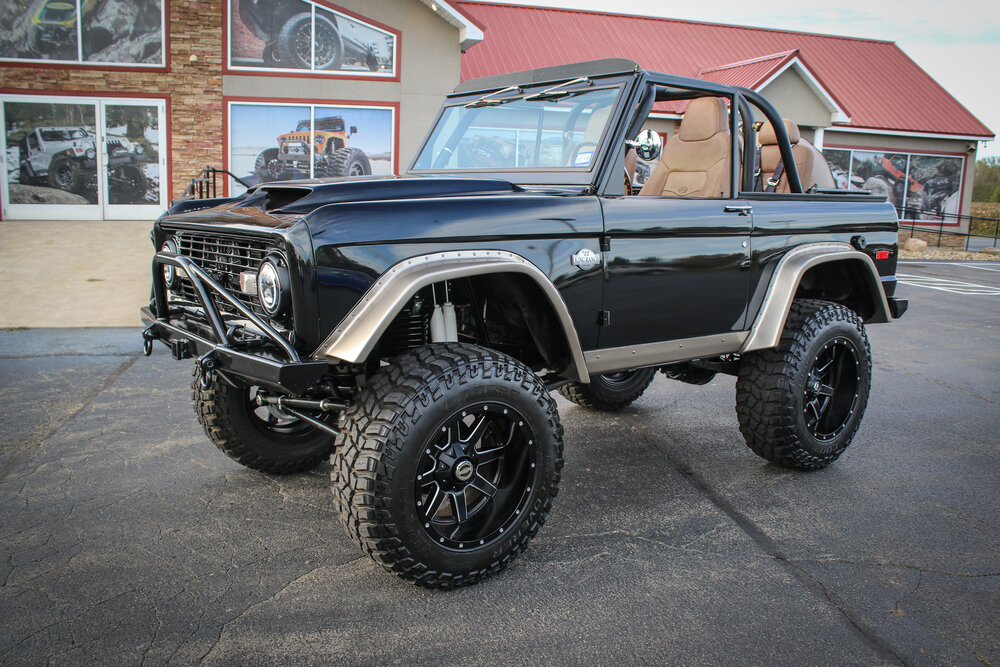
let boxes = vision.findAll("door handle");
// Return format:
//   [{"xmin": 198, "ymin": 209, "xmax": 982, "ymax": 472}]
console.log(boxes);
[{"xmin": 724, "ymin": 205, "xmax": 752, "ymax": 216}]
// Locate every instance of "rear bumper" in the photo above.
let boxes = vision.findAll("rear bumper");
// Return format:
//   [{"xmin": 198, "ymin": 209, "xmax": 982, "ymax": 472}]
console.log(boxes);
[
  {"xmin": 888, "ymin": 297, "xmax": 908, "ymax": 319},
  {"xmin": 142, "ymin": 251, "xmax": 329, "ymax": 394}
]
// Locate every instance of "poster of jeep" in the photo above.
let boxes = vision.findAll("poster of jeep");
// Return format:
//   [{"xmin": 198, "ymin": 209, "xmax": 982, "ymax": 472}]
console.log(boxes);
[
  {"xmin": 228, "ymin": 103, "xmax": 394, "ymax": 191},
  {"xmin": 4, "ymin": 101, "xmax": 160, "ymax": 206},
  {"xmin": 0, "ymin": 0, "xmax": 163, "ymax": 65},
  {"xmin": 823, "ymin": 149, "xmax": 963, "ymax": 221},
  {"xmin": 229, "ymin": 0, "xmax": 396, "ymax": 75}
]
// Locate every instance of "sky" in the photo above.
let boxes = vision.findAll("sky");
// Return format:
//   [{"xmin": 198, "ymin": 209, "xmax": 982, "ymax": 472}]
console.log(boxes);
[{"xmin": 477, "ymin": 0, "xmax": 1000, "ymax": 159}]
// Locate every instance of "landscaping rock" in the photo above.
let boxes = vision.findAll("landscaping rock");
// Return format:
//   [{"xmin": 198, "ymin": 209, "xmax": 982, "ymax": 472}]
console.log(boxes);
[
  {"xmin": 903, "ymin": 237, "xmax": 928, "ymax": 252},
  {"xmin": 979, "ymin": 247, "xmax": 1000, "ymax": 257}
]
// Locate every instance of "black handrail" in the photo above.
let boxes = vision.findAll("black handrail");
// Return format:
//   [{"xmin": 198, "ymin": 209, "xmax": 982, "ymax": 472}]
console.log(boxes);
[
  {"xmin": 897, "ymin": 206, "xmax": 1000, "ymax": 250},
  {"xmin": 182, "ymin": 165, "xmax": 251, "ymax": 200}
]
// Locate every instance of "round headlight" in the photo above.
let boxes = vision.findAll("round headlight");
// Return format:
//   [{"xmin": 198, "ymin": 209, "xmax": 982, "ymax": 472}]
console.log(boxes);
[
  {"xmin": 161, "ymin": 239, "xmax": 178, "ymax": 288},
  {"xmin": 135, "ymin": 144, "xmax": 144, "ymax": 155},
  {"xmin": 85, "ymin": 147, "xmax": 96, "ymax": 159},
  {"xmin": 257, "ymin": 256, "xmax": 289, "ymax": 316}
]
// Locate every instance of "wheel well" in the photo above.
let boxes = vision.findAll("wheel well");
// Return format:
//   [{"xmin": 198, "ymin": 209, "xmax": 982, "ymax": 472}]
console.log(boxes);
[
  {"xmin": 794, "ymin": 259, "xmax": 877, "ymax": 320},
  {"xmin": 376, "ymin": 272, "xmax": 572, "ymax": 374}
]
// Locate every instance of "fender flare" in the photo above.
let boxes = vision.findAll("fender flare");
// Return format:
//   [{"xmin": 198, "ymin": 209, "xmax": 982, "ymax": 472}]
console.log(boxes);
[
  {"xmin": 741, "ymin": 242, "xmax": 892, "ymax": 353},
  {"xmin": 311, "ymin": 250, "xmax": 590, "ymax": 382}
]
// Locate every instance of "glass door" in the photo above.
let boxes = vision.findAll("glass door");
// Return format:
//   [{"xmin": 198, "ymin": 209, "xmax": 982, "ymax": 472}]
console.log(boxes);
[
  {"xmin": 1, "ymin": 95, "xmax": 167, "ymax": 220},
  {"xmin": 1, "ymin": 96, "xmax": 102, "ymax": 220},
  {"xmin": 100, "ymin": 100, "xmax": 167, "ymax": 220}
]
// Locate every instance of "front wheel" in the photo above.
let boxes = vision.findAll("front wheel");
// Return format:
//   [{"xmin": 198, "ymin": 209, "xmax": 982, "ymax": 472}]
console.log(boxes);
[
  {"xmin": 558, "ymin": 367, "xmax": 656, "ymax": 412},
  {"xmin": 193, "ymin": 372, "xmax": 335, "ymax": 474},
  {"xmin": 328, "ymin": 147, "xmax": 371, "ymax": 177},
  {"xmin": 736, "ymin": 299, "xmax": 872, "ymax": 470},
  {"xmin": 47, "ymin": 155, "xmax": 81, "ymax": 191},
  {"xmin": 331, "ymin": 344, "xmax": 564, "ymax": 588}
]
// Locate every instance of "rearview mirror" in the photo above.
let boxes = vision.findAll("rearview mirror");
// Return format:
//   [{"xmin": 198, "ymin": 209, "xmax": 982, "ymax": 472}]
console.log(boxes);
[
  {"xmin": 350, "ymin": 126, "xmax": 358, "ymax": 135},
  {"xmin": 626, "ymin": 129, "xmax": 662, "ymax": 162}
]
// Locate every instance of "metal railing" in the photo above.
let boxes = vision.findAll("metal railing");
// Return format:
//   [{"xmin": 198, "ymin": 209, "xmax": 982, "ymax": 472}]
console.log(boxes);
[
  {"xmin": 182, "ymin": 166, "xmax": 250, "ymax": 200},
  {"xmin": 896, "ymin": 207, "xmax": 1000, "ymax": 251}
]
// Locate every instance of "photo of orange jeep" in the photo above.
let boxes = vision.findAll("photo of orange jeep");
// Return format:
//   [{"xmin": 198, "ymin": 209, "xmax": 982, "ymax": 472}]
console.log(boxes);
[{"xmin": 253, "ymin": 115, "xmax": 371, "ymax": 181}]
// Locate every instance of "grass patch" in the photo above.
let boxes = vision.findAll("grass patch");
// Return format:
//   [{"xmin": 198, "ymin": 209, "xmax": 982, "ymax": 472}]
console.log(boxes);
[
  {"xmin": 1, "ymin": 326, "xmax": 29, "ymax": 331},
  {"xmin": 86, "ymin": 278, "xmax": 104, "ymax": 282},
  {"xmin": 969, "ymin": 203, "xmax": 1000, "ymax": 237}
]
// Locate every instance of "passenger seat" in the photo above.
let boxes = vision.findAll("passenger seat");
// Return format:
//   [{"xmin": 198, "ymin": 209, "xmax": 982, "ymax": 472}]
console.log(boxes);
[{"xmin": 757, "ymin": 119, "xmax": 835, "ymax": 192}]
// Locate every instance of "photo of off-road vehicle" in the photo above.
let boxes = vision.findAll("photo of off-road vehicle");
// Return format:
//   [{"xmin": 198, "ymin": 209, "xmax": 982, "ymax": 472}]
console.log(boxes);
[
  {"xmin": 237, "ymin": 0, "xmax": 380, "ymax": 71},
  {"xmin": 254, "ymin": 115, "xmax": 371, "ymax": 181},
  {"xmin": 17, "ymin": 125, "xmax": 148, "ymax": 202}
]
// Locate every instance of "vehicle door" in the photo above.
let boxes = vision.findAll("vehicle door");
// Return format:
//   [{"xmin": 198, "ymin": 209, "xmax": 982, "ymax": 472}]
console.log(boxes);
[{"xmin": 598, "ymin": 94, "xmax": 752, "ymax": 349}]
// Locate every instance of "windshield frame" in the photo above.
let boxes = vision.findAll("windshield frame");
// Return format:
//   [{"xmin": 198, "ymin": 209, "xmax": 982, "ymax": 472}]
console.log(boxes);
[{"xmin": 407, "ymin": 72, "xmax": 638, "ymax": 188}]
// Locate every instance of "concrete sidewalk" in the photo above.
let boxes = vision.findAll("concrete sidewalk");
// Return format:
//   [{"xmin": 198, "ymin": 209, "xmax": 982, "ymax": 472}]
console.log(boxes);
[{"xmin": 0, "ymin": 220, "xmax": 152, "ymax": 328}]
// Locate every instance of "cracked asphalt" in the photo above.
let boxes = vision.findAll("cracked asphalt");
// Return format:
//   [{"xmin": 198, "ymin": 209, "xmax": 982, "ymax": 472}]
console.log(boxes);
[{"xmin": 1, "ymin": 261, "xmax": 998, "ymax": 665}]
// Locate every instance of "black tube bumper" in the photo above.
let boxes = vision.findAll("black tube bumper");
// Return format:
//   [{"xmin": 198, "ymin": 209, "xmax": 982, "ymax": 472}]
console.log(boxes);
[{"xmin": 141, "ymin": 251, "xmax": 329, "ymax": 394}]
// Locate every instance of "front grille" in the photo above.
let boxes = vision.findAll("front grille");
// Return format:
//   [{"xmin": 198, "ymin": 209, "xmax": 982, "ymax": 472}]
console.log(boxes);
[{"xmin": 170, "ymin": 231, "xmax": 279, "ymax": 320}]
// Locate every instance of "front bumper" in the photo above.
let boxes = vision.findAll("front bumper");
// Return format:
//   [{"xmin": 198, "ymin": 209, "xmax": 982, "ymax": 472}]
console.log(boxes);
[{"xmin": 142, "ymin": 251, "xmax": 329, "ymax": 394}]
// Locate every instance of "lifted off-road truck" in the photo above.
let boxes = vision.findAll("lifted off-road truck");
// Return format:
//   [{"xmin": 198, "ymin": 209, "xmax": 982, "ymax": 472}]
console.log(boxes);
[
  {"xmin": 141, "ymin": 59, "xmax": 907, "ymax": 588},
  {"xmin": 253, "ymin": 115, "xmax": 370, "ymax": 182}
]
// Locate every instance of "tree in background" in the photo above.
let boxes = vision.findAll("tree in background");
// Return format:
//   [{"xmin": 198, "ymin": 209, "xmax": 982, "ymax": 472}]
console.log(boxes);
[{"xmin": 973, "ymin": 157, "xmax": 1000, "ymax": 201}]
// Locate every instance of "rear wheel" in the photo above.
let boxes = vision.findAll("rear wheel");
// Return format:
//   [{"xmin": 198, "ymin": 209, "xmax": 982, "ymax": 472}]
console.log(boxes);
[
  {"xmin": 558, "ymin": 368, "xmax": 656, "ymax": 412},
  {"xmin": 736, "ymin": 299, "xmax": 871, "ymax": 470},
  {"xmin": 193, "ymin": 372, "xmax": 335, "ymax": 474},
  {"xmin": 331, "ymin": 344, "xmax": 563, "ymax": 588}
]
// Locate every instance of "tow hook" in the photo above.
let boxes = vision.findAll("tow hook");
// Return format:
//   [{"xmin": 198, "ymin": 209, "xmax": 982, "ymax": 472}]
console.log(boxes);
[
  {"xmin": 141, "ymin": 327, "xmax": 157, "ymax": 357},
  {"xmin": 196, "ymin": 351, "xmax": 217, "ymax": 388}
]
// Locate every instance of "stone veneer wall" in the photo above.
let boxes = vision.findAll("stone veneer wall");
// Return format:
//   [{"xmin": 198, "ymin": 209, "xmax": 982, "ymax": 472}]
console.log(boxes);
[{"xmin": 0, "ymin": 0, "xmax": 223, "ymax": 202}]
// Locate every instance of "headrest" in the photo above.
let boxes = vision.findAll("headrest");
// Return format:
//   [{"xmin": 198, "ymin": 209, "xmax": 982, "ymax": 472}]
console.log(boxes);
[
  {"xmin": 679, "ymin": 97, "xmax": 729, "ymax": 141},
  {"xmin": 583, "ymin": 106, "xmax": 612, "ymax": 142},
  {"xmin": 759, "ymin": 119, "xmax": 801, "ymax": 146}
]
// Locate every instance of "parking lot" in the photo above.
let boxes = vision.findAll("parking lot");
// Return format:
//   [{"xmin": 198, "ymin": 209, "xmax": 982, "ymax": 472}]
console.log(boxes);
[{"xmin": 1, "ymin": 260, "xmax": 998, "ymax": 665}]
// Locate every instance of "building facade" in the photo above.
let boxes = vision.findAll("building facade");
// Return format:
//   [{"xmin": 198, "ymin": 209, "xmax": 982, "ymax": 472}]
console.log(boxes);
[{"xmin": 1, "ymin": 0, "xmax": 992, "ymax": 239}]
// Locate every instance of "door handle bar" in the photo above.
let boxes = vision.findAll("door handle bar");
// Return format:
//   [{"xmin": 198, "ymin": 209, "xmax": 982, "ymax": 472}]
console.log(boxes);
[{"xmin": 724, "ymin": 205, "xmax": 753, "ymax": 216}]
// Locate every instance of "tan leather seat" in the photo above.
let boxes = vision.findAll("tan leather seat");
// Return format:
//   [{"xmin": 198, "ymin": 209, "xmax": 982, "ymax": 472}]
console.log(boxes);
[
  {"xmin": 758, "ymin": 119, "xmax": 835, "ymax": 192},
  {"xmin": 638, "ymin": 97, "xmax": 731, "ymax": 198}
]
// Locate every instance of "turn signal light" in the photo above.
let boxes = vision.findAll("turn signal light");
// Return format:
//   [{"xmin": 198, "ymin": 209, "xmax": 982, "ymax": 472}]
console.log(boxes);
[{"xmin": 875, "ymin": 250, "xmax": 890, "ymax": 260}]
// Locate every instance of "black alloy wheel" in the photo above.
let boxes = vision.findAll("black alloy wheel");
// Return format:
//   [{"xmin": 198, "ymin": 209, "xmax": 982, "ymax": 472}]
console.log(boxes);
[
  {"xmin": 415, "ymin": 402, "xmax": 537, "ymax": 551},
  {"xmin": 48, "ymin": 155, "xmax": 79, "ymax": 191},
  {"xmin": 802, "ymin": 337, "xmax": 861, "ymax": 441}
]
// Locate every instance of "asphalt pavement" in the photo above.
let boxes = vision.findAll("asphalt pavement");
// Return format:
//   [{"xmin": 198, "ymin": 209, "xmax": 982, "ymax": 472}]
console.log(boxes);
[{"xmin": 1, "ymin": 261, "xmax": 998, "ymax": 665}]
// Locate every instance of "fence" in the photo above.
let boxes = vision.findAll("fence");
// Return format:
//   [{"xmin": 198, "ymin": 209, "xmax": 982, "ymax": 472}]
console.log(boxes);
[
  {"xmin": 897, "ymin": 208, "xmax": 1000, "ymax": 251},
  {"xmin": 181, "ymin": 166, "xmax": 249, "ymax": 201}
]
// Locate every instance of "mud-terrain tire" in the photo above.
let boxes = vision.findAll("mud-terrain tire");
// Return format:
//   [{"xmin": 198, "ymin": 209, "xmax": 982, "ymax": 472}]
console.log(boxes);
[
  {"xmin": 278, "ymin": 12, "xmax": 343, "ymax": 70},
  {"xmin": 193, "ymin": 372, "xmax": 335, "ymax": 474},
  {"xmin": 331, "ymin": 343, "xmax": 564, "ymax": 588},
  {"xmin": 48, "ymin": 155, "xmax": 81, "ymax": 191},
  {"xmin": 329, "ymin": 147, "xmax": 371, "ymax": 177},
  {"xmin": 559, "ymin": 368, "xmax": 656, "ymax": 411},
  {"xmin": 110, "ymin": 165, "xmax": 148, "ymax": 203},
  {"xmin": 254, "ymin": 148, "xmax": 280, "ymax": 181},
  {"xmin": 736, "ymin": 299, "xmax": 871, "ymax": 470}
]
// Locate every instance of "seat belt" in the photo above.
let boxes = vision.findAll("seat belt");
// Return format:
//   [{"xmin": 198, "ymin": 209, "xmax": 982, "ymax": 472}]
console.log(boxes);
[{"xmin": 765, "ymin": 159, "xmax": 785, "ymax": 193}]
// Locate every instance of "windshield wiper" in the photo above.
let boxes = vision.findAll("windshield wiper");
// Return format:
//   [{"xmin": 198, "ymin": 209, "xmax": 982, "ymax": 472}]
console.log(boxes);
[
  {"xmin": 523, "ymin": 77, "xmax": 593, "ymax": 101},
  {"xmin": 464, "ymin": 85, "xmax": 524, "ymax": 109}
]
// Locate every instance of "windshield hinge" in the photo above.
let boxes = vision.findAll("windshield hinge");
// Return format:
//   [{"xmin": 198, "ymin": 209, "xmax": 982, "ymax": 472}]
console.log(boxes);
[
  {"xmin": 599, "ymin": 236, "xmax": 611, "ymax": 252},
  {"xmin": 598, "ymin": 310, "xmax": 611, "ymax": 326}
]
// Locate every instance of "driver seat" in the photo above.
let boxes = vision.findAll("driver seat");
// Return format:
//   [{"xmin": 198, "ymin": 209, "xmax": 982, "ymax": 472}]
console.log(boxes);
[{"xmin": 639, "ymin": 97, "xmax": 731, "ymax": 198}]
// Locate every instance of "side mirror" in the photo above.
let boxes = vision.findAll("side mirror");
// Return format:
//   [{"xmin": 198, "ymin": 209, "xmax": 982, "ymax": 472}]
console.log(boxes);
[
  {"xmin": 350, "ymin": 126, "xmax": 358, "ymax": 135},
  {"xmin": 625, "ymin": 129, "xmax": 662, "ymax": 162}
]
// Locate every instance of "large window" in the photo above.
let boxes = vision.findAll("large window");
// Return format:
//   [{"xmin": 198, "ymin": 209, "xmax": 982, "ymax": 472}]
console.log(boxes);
[
  {"xmin": 822, "ymin": 147, "xmax": 964, "ymax": 223},
  {"xmin": 228, "ymin": 0, "xmax": 398, "ymax": 77},
  {"xmin": 227, "ymin": 100, "xmax": 396, "ymax": 193},
  {"xmin": 0, "ymin": 0, "xmax": 165, "ymax": 67}
]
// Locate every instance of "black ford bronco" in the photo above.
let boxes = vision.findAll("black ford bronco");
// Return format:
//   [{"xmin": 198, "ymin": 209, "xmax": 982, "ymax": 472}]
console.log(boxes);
[{"xmin": 141, "ymin": 59, "xmax": 907, "ymax": 588}]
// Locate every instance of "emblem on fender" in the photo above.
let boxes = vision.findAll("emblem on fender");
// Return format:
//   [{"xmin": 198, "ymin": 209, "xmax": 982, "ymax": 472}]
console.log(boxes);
[{"xmin": 571, "ymin": 248, "xmax": 601, "ymax": 271}]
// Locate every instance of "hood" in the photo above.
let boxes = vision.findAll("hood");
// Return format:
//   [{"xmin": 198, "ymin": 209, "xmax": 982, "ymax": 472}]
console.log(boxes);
[{"xmin": 160, "ymin": 175, "xmax": 522, "ymax": 229}]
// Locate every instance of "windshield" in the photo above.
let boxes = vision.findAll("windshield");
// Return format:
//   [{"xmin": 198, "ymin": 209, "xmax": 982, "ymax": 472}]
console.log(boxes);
[
  {"xmin": 315, "ymin": 117, "xmax": 344, "ymax": 131},
  {"xmin": 412, "ymin": 86, "xmax": 622, "ymax": 172},
  {"xmin": 40, "ymin": 128, "xmax": 86, "ymax": 141}
]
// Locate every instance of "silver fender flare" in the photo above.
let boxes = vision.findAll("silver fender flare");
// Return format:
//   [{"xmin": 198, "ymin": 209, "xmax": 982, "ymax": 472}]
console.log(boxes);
[
  {"xmin": 741, "ymin": 242, "xmax": 892, "ymax": 353},
  {"xmin": 311, "ymin": 250, "xmax": 590, "ymax": 382}
]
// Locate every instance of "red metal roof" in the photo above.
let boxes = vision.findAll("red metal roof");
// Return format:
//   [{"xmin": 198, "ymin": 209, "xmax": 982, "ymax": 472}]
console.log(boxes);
[
  {"xmin": 699, "ymin": 50, "xmax": 799, "ymax": 89},
  {"xmin": 455, "ymin": 2, "xmax": 993, "ymax": 139}
]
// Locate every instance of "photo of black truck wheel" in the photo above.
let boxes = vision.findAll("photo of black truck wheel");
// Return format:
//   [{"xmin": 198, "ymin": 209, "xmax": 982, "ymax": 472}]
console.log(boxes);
[
  {"xmin": 329, "ymin": 147, "xmax": 371, "ymax": 177},
  {"xmin": 110, "ymin": 165, "xmax": 148, "ymax": 203},
  {"xmin": 192, "ymin": 372, "xmax": 335, "ymax": 475},
  {"xmin": 277, "ymin": 12, "xmax": 344, "ymax": 70},
  {"xmin": 736, "ymin": 299, "xmax": 872, "ymax": 470},
  {"xmin": 254, "ymin": 148, "xmax": 280, "ymax": 181},
  {"xmin": 331, "ymin": 343, "xmax": 564, "ymax": 588},
  {"xmin": 47, "ymin": 155, "xmax": 81, "ymax": 191},
  {"xmin": 558, "ymin": 367, "xmax": 656, "ymax": 411}
]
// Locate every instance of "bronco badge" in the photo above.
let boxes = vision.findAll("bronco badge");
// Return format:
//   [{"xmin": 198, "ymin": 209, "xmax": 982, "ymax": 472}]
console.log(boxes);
[{"xmin": 571, "ymin": 248, "xmax": 601, "ymax": 271}]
